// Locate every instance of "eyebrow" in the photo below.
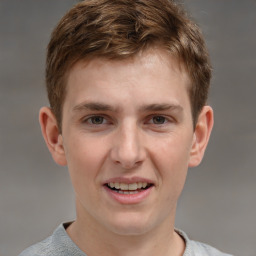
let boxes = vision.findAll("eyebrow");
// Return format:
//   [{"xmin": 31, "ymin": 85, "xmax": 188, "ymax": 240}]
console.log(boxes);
[
  {"xmin": 139, "ymin": 103, "xmax": 183, "ymax": 112},
  {"xmin": 72, "ymin": 102, "xmax": 183, "ymax": 113},
  {"xmin": 73, "ymin": 102, "xmax": 116, "ymax": 112}
]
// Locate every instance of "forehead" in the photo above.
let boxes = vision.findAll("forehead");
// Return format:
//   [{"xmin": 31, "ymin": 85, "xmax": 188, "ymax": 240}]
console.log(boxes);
[{"xmin": 64, "ymin": 47, "xmax": 191, "ymax": 111}]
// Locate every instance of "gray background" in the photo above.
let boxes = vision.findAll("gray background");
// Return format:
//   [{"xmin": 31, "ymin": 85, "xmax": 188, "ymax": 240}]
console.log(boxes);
[{"xmin": 0, "ymin": 1, "xmax": 255, "ymax": 255}]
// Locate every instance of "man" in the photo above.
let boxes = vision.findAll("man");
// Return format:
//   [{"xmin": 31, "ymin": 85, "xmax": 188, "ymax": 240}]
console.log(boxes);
[{"xmin": 19, "ymin": 0, "xmax": 233, "ymax": 255}]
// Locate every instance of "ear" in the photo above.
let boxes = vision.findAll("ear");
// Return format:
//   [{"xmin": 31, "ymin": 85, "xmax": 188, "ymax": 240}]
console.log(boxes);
[
  {"xmin": 189, "ymin": 106, "xmax": 214, "ymax": 167},
  {"xmin": 39, "ymin": 107, "xmax": 67, "ymax": 166}
]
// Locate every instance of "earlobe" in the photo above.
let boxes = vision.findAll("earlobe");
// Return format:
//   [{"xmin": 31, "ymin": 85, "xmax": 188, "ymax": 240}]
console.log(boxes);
[
  {"xmin": 39, "ymin": 107, "xmax": 67, "ymax": 166},
  {"xmin": 188, "ymin": 106, "xmax": 214, "ymax": 167}
]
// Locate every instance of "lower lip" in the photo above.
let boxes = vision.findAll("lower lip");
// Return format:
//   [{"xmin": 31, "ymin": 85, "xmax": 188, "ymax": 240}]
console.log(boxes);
[{"xmin": 104, "ymin": 186, "xmax": 153, "ymax": 204}]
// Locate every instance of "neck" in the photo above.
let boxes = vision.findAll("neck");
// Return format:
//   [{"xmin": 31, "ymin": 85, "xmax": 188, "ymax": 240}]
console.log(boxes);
[{"xmin": 67, "ymin": 202, "xmax": 185, "ymax": 256}]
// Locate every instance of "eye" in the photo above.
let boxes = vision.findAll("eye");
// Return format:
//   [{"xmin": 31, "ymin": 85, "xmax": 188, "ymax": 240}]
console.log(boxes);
[
  {"xmin": 87, "ymin": 116, "xmax": 106, "ymax": 125},
  {"xmin": 151, "ymin": 116, "xmax": 167, "ymax": 125},
  {"xmin": 80, "ymin": 114, "xmax": 114, "ymax": 131}
]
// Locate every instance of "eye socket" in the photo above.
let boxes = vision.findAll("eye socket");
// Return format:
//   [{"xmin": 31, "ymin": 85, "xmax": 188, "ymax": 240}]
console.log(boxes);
[
  {"xmin": 87, "ymin": 116, "xmax": 105, "ymax": 125},
  {"xmin": 151, "ymin": 116, "xmax": 167, "ymax": 124}
]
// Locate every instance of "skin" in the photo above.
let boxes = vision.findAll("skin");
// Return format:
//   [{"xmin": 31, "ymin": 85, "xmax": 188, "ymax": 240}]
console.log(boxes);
[{"xmin": 40, "ymin": 47, "xmax": 213, "ymax": 256}]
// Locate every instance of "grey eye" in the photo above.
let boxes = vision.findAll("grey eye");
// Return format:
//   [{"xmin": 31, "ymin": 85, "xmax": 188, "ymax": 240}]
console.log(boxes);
[
  {"xmin": 90, "ymin": 116, "xmax": 104, "ymax": 124},
  {"xmin": 152, "ymin": 116, "xmax": 166, "ymax": 124}
]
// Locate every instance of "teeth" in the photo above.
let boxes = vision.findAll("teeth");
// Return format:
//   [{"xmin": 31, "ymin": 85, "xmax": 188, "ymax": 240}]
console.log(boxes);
[
  {"xmin": 108, "ymin": 182, "xmax": 149, "ymax": 191},
  {"xmin": 114, "ymin": 182, "xmax": 120, "ymax": 189},
  {"xmin": 142, "ymin": 182, "xmax": 147, "ymax": 188},
  {"xmin": 120, "ymin": 183, "xmax": 129, "ymax": 190},
  {"xmin": 129, "ymin": 183, "xmax": 138, "ymax": 190}
]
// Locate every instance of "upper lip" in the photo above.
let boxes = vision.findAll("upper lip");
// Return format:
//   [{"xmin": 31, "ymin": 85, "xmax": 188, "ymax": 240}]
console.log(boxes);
[{"xmin": 103, "ymin": 176, "xmax": 154, "ymax": 185}]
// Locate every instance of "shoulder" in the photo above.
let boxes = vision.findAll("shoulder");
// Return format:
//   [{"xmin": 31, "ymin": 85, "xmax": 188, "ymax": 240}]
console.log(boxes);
[
  {"xmin": 176, "ymin": 229, "xmax": 234, "ymax": 256},
  {"xmin": 19, "ymin": 236, "xmax": 53, "ymax": 256},
  {"xmin": 188, "ymin": 240, "xmax": 233, "ymax": 256},
  {"xmin": 18, "ymin": 223, "xmax": 86, "ymax": 256}
]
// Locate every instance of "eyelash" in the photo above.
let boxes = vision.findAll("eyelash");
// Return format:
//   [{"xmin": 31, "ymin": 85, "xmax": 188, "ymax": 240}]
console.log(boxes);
[
  {"xmin": 82, "ymin": 114, "xmax": 173, "ymax": 127},
  {"xmin": 147, "ymin": 115, "xmax": 169, "ymax": 125},
  {"xmin": 83, "ymin": 115, "xmax": 110, "ymax": 125}
]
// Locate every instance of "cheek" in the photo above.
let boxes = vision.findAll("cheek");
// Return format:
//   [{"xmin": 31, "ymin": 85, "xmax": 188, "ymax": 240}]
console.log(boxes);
[
  {"xmin": 150, "ymin": 135, "xmax": 191, "ymax": 189},
  {"xmin": 152, "ymin": 133, "xmax": 192, "ymax": 166},
  {"xmin": 64, "ymin": 134, "xmax": 109, "ymax": 187}
]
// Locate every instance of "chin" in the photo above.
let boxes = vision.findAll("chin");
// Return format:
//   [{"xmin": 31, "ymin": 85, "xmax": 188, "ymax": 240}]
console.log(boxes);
[{"xmin": 104, "ymin": 212, "xmax": 155, "ymax": 236}]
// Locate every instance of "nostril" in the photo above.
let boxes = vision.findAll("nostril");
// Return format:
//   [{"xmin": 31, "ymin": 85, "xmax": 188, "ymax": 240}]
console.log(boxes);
[{"xmin": 122, "ymin": 160, "xmax": 142, "ymax": 169}]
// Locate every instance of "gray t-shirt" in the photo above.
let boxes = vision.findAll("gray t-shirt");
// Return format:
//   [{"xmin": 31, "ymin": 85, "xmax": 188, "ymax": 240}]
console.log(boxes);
[{"xmin": 19, "ymin": 223, "xmax": 233, "ymax": 256}]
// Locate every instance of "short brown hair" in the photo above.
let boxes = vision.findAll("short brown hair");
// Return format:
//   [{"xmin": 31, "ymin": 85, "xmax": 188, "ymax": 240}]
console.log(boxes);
[{"xmin": 46, "ymin": 0, "xmax": 211, "ymax": 131}]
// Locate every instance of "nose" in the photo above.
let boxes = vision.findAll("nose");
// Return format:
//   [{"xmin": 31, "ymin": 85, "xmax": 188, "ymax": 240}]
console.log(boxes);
[{"xmin": 110, "ymin": 122, "xmax": 146, "ymax": 169}]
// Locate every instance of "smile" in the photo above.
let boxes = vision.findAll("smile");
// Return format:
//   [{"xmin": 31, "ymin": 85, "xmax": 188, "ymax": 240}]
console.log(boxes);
[{"xmin": 105, "ymin": 182, "xmax": 153, "ymax": 194}]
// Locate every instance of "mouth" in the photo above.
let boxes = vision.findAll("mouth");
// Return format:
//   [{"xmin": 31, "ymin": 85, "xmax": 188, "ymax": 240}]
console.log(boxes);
[{"xmin": 105, "ymin": 182, "xmax": 153, "ymax": 194}]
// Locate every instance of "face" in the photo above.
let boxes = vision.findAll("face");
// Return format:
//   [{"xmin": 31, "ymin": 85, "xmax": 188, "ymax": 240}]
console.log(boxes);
[{"xmin": 58, "ymin": 48, "xmax": 198, "ymax": 235}]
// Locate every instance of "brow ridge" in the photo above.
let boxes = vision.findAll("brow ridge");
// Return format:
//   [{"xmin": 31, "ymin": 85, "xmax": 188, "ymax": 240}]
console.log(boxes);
[
  {"xmin": 73, "ymin": 102, "xmax": 183, "ymax": 113},
  {"xmin": 139, "ymin": 103, "xmax": 183, "ymax": 112},
  {"xmin": 73, "ymin": 102, "xmax": 115, "ymax": 112}
]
